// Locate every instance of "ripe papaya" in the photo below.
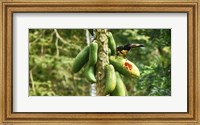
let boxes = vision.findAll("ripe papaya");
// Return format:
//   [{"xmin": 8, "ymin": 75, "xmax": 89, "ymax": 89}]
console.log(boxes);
[
  {"xmin": 107, "ymin": 32, "xmax": 116, "ymax": 55},
  {"xmin": 109, "ymin": 56, "xmax": 140, "ymax": 78},
  {"xmin": 89, "ymin": 41, "xmax": 98, "ymax": 66},
  {"xmin": 84, "ymin": 63, "xmax": 96, "ymax": 83},
  {"xmin": 111, "ymin": 72, "xmax": 126, "ymax": 96},
  {"xmin": 72, "ymin": 46, "xmax": 89, "ymax": 73},
  {"xmin": 105, "ymin": 64, "xmax": 116, "ymax": 94}
]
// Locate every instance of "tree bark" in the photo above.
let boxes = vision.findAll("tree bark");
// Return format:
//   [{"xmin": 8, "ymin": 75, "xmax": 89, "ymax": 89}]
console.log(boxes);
[{"xmin": 96, "ymin": 29, "xmax": 109, "ymax": 96}]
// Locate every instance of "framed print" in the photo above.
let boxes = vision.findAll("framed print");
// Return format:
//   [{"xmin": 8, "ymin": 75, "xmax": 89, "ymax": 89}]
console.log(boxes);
[{"xmin": 0, "ymin": 0, "xmax": 199, "ymax": 124}]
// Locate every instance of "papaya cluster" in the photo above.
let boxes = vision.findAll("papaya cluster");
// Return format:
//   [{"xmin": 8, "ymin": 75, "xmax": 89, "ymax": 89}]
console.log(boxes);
[
  {"xmin": 72, "ymin": 40, "xmax": 98, "ymax": 83},
  {"xmin": 72, "ymin": 32, "xmax": 140, "ymax": 96}
]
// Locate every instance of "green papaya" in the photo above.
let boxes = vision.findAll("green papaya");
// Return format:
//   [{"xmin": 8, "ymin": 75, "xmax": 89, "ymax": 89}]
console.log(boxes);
[
  {"xmin": 109, "ymin": 56, "xmax": 140, "ymax": 78},
  {"xmin": 105, "ymin": 64, "xmax": 116, "ymax": 94},
  {"xmin": 107, "ymin": 32, "xmax": 116, "ymax": 55},
  {"xmin": 111, "ymin": 72, "xmax": 126, "ymax": 96},
  {"xmin": 72, "ymin": 46, "xmax": 89, "ymax": 73},
  {"xmin": 108, "ymin": 48, "xmax": 111, "ymax": 56},
  {"xmin": 84, "ymin": 63, "xmax": 96, "ymax": 83},
  {"xmin": 124, "ymin": 84, "xmax": 129, "ymax": 96},
  {"xmin": 89, "ymin": 41, "xmax": 98, "ymax": 66}
]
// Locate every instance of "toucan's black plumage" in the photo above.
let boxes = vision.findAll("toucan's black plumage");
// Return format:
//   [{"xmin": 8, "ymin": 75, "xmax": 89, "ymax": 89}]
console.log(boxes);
[{"xmin": 116, "ymin": 43, "xmax": 144, "ymax": 57}]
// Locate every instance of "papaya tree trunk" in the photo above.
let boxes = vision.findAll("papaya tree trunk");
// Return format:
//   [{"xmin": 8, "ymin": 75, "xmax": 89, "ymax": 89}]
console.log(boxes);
[{"xmin": 96, "ymin": 29, "xmax": 109, "ymax": 96}]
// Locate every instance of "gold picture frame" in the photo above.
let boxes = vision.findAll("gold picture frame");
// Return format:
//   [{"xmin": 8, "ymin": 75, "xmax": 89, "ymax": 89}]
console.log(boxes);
[{"xmin": 0, "ymin": 0, "xmax": 199, "ymax": 124}]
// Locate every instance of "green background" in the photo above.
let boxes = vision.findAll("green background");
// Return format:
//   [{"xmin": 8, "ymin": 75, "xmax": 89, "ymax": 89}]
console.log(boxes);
[{"xmin": 29, "ymin": 29, "xmax": 171, "ymax": 96}]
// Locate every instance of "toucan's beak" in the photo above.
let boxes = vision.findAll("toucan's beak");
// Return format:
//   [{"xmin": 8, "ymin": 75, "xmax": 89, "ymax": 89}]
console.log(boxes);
[{"xmin": 130, "ymin": 44, "xmax": 144, "ymax": 48}]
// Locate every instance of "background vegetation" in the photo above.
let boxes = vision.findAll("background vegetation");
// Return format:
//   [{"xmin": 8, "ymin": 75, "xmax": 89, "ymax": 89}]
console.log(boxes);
[{"xmin": 29, "ymin": 29, "xmax": 171, "ymax": 96}]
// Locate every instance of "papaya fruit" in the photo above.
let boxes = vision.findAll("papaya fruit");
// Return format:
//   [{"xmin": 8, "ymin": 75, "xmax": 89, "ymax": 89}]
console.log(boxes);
[
  {"xmin": 72, "ymin": 46, "xmax": 89, "ymax": 73},
  {"xmin": 109, "ymin": 56, "xmax": 140, "ymax": 78},
  {"xmin": 105, "ymin": 64, "xmax": 116, "ymax": 94},
  {"xmin": 124, "ymin": 84, "xmax": 129, "ymax": 96},
  {"xmin": 89, "ymin": 41, "xmax": 98, "ymax": 66},
  {"xmin": 107, "ymin": 32, "xmax": 116, "ymax": 55},
  {"xmin": 108, "ymin": 48, "xmax": 111, "ymax": 56},
  {"xmin": 111, "ymin": 72, "xmax": 126, "ymax": 96},
  {"xmin": 84, "ymin": 63, "xmax": 96, "ymax": 83}
]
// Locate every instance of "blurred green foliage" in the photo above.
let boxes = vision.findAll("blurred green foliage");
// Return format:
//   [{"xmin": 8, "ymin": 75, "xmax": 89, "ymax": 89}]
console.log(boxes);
[{"xmin": 29, "ymin": 29, "xmax": 171, "ymax": 96}]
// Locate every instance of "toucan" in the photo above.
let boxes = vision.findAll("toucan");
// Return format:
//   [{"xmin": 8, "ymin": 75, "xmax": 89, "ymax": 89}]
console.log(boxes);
[{"xmin": 116, "ymin": 43, "xmax": 144, "ymax": 57}]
